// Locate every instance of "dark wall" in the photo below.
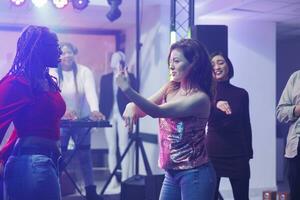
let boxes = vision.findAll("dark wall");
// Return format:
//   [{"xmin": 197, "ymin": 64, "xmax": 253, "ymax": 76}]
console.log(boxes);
[{"xmin": 191, "ymin": 25, "xmax": 228, "ymax": 56}]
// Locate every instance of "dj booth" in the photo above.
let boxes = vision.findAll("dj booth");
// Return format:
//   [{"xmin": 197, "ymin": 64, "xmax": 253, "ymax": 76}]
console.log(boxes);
[
  {"xmin": 59, "ymin": 119, "xmax": 111, "ymax": 196},
  {"xmin": 60, "ymin": 118, "xmax": 111, "ymax": 129}
]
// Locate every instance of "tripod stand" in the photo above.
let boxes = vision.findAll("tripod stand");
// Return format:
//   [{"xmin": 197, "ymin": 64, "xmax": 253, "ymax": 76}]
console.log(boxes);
[
  {"xmin": 100, "ymin": 122, "xmax": 153, "ymax": 195},
  {"xmin": 100, "ymin": 0, "xmax": 153, "ymax": 195},
  {"xmin": 60, "ymin": 119, "xmax": 112, "ymax": 198},
  {"xmin": 59, "ymin": 126, "xmax": 92, "ymax": 198}
]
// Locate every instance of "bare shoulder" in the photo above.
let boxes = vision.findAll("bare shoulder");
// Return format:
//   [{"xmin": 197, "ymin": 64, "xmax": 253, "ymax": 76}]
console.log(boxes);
[{"xmin": 187, "ymin": 91, "xmax": 210, "ymax": 117}]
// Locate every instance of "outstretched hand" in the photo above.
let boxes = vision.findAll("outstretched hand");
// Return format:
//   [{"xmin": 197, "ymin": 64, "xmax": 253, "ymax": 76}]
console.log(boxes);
[{"xmin": 116, "ymin": 68, "xmax": 130, "ymax": 92}]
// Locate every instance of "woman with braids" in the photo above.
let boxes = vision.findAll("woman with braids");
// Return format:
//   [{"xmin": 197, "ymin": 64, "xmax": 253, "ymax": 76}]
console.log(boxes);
[
  {"xmin": 116, "ymin": 39, "xmax": 216, "ymax": 200},
  {"xmin": 49, "ymin": 42, "xmax": 104, "ymax": 200},
  {"xmin": 0, "ymin": 25, "xmax": 65, "ymax": 200}
]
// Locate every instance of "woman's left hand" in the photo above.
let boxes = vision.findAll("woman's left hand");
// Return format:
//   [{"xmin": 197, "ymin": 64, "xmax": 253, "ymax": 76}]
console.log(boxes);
[
  {"xmin": 89, "ymin": 111, "xmax": 106, "ymax": 121},
  {"xmin": 116, "ymin": 69, "xmax": 130, "ymax": 92}
]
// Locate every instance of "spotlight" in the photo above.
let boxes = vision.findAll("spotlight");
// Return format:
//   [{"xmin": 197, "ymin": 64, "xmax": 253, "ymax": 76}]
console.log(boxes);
[
  {"xmin": 10, "ymin": 0, "xmax": 25, "ymax": 6},
  {"xmin": 72, "ymin": 0, "xmax": 89, "ymax": 10},
  {"xmin": 52, "ymin": 0, "xmax": 68, "ymax": 8},
  {"xmin": 32, "ymin": 0, "xmax": 47, "ymax": 8},
  {"xmin": 106, "ymin": 0, "xmax": 122, "ymax": 22}
]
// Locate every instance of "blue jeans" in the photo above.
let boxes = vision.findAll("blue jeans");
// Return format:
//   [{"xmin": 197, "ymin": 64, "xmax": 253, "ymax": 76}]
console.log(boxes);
[
  {"xmin": 159, "ymin": 162, "xmax": 216, "ymax": 200},
  {"xmin": 4, "ymin": 155, "xmax": 61, "ymax": 200}
]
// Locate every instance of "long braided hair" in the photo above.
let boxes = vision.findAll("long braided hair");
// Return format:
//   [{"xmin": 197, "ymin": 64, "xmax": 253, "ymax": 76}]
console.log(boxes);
[{"xmin": 7, "ymin": 25, "xmax": 60, "ymax": 93}]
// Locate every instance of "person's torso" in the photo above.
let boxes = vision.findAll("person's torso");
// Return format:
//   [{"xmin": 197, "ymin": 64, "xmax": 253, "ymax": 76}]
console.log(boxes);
[
  {"xmin": 207, "ymin": 82, "xmax": 251, "ymax": 157},
  {"xmin": 10, "ymin": 77, "xmax": 66, "ymax": 140}
]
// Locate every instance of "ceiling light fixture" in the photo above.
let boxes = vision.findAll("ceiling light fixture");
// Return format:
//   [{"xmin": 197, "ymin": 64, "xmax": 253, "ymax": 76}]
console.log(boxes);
[
  {"xmin": 106, "ymin": 0, "xmax": 122, "ymax": 22},
  {"xmin": 72, "ymin": 0, "xmax": 89, "ymax": 10}
]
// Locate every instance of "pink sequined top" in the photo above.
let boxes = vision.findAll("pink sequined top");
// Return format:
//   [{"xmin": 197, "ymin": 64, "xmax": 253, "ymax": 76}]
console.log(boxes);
[{"xmin": 158, "ymin": 116, "xmax": 209, "ymax": 170}]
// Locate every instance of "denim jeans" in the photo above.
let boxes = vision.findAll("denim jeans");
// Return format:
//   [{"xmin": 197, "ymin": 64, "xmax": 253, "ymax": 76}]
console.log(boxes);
[
  {"xmin": 159, "ymin": 162, "xmax": 216, "ymax": 200},
  {"xmin": 4, "ymin": 155, "xmax": 61, "ymax": 200}
]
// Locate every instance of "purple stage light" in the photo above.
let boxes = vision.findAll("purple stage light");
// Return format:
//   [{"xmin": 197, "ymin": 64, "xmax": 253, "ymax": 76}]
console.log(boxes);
[{"xmin": 72, "ymin": 0, "xmax": 89, "ymax": 10}]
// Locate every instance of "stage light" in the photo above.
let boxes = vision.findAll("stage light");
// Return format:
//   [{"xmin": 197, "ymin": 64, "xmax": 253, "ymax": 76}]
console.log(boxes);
[
  {"xmin": 52, "ymin": 0, "xmax": 68, "ymax": 8},
  {"xmin": 106, "ymin": 0, "xmax": 122, "ymax": 22},
  {"xmin": 10, "ymin": 0, "xmax": 25, "ymax": 6},
  {"xmin": 72, "ymin": 0, "xmax": 89, "ymax": 10},
  {"xmin": 32, "ymin": 0, "xmax": 47, "ymax": 8}
]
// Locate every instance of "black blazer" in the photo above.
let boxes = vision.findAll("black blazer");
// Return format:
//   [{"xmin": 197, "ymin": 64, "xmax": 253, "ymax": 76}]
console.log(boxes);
[{"xmin": 99, "ymin": 72, "xmax": 137, "ymax": 119}]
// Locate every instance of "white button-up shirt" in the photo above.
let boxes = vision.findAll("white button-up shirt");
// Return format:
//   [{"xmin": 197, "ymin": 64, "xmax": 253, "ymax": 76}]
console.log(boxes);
[{"xmin": 277, "ymin": 70, "xmax": 300, "ymax": 158}]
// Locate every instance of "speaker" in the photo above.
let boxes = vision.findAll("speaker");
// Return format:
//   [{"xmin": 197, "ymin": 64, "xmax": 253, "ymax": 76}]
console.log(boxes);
[
  {"xmin": 121, "ymin": 174, "xmax": 164, "ymax": 200},
  {"xmin": 145, "ymin": 174, "xmax": 164, "ymax": 200},
  {"xmin": 60, "ymin": 171, "xmax": 76, "ymax": 196},
  {"xmin": 121, "ymin": 175, "xmax": 145, "ymax": 200},
  {"xmin": 191, "ymin": 25, "xmax": 228, "ymax": 56}
]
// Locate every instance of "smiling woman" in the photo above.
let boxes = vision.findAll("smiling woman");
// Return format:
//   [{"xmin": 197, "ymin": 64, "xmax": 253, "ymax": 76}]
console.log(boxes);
[
  {"xmin": 207, "ymin": 52, "xmax": 253, "ymax": 200},
  {"xmin": 115, "ymin": 38, "xmax": 217, "ymax": 200}
]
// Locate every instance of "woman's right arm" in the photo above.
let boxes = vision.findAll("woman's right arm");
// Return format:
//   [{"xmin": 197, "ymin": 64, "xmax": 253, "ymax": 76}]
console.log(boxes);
[{"xmin": 122, "ymin": 83, "xmax": 168, "ymax": 131}]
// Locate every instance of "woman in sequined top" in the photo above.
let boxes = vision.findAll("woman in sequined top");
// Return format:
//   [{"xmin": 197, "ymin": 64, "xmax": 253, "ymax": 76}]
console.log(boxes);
[{"xmin": 116, "ymin": 39, "xmax": 216, "ymax": 200}]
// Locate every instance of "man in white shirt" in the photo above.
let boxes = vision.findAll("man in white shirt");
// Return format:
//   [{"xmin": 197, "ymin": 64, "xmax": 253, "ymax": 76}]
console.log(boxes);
[{"xmin": 277, "ymin": 70, "xmax": 300, "ymax": 200}]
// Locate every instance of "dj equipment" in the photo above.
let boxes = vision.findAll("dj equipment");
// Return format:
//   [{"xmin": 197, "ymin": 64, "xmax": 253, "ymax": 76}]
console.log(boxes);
[
  {"xmin": 120, "ymin": 174, "xmax": 164, "ymax": 200},
  {"xmin": 59, "ymin": 118, "xmax": 111, "ymax": 197},
  {"xmin": 60, "ymin": 119, "xmax": 111, "ymax": 128}
]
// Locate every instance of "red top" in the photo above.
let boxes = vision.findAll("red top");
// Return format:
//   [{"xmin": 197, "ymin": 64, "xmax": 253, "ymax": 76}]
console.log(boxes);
[{"xmin": 0, "ymin": 75, "xmax": 66, "ymax": 162}]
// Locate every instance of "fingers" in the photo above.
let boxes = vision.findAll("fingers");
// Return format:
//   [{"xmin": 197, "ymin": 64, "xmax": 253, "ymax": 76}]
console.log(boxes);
[
  {"xmin": 123, "ymin": 116, "xmax": 134, "ymax": 133},
  {"xmin": 89, "ymin": 111, "xmax": 106, "ymax": 121},
  {"xmin": 217, "ymin": 101, "xmax": 232, "ymax": 115}
]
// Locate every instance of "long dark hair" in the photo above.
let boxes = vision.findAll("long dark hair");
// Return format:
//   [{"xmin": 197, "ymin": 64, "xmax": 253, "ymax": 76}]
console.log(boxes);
[
  {"xmin": 57, "ymin": 42, "xmax": 79, "ymax": 92},
  {"xmin": 7, "ymin": 25, "xmax": 59, "ymax": 92},
  {"xmin": 167, "ymin": 39, "xmax": 214, "ymax": 100}
]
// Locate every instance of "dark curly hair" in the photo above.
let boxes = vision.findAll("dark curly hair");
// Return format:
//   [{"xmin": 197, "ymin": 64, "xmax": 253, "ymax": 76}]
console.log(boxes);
[{"xmin": 167, "ymin": 38, "xmax": 214, "ymax": 100}]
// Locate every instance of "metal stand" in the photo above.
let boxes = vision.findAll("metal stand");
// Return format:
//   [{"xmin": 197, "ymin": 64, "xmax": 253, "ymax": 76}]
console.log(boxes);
[
  {"xmin": 59, "ymin": 127, "xmax": 93, "ymax": 199},
  {"xmin": 100, "ymin": 128, "xmax": 152, "ymax": 195},
  {"xmin": 218, "ymin": 191, "xmax": 224, "ymax": 200},
  {"xmin": 100, "ymin": 0, "xmax": 153, "ymax": 195}
]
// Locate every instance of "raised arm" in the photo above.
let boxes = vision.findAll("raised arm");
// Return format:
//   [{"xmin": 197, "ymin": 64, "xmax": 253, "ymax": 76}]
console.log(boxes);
[
  {"xmin": 117, "ymin": 71, "xmax": 210, "ymax": 119},
  {"xmin": 125, "ymin": 83, "xmax": 168, "ymax": 118},
  {"xmin": 123, "ymin": 87, "xmax": 209, "ymax": 118}
]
